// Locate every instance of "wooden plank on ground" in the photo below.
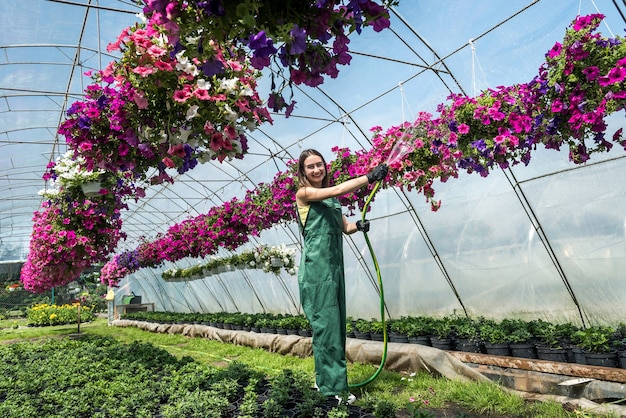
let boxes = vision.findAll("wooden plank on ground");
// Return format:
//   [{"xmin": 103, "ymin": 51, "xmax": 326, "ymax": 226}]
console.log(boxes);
[{"xmin": 448, "ymin": 351, "xmax": 626, "ymax": 384}]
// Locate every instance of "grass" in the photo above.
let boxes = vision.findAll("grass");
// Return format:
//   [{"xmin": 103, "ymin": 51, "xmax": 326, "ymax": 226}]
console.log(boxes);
[{"xmin": 0, "ymin": 317, "xmax": 616, "ymax": 417}]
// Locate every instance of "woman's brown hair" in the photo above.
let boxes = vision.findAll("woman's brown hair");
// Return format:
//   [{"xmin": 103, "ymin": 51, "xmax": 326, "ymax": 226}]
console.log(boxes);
[{"xmin": 297, "ymin": 149, "xmax": 329, "ymax": 188}]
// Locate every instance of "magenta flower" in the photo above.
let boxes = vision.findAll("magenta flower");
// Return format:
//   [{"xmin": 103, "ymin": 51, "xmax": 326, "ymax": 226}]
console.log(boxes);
[
  {"xmin": 547, "ymin": 42, "xmax": 562, "ymax": 58},
  {"xmin": 582, "ymin": 66, "xmax": 600, "ymax": 81},
  {"xmin": 599, "ymin": 67, "xmax": 626, "ymax": 86}
]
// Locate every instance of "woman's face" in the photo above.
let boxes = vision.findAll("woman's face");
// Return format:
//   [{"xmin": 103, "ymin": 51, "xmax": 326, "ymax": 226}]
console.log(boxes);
[{"xmin": 302, "ymin": 155, "xmax": 326, "ymax": 188}]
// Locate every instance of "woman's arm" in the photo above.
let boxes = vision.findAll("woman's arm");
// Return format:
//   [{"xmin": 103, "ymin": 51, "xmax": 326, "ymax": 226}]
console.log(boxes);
[
  {"xmin": 343, "ymin": 216, "xmax": 358, "ymax": 235},
  {"xmin": 296, "ymin": 175, "xmax": 368, "ymax": 206}
]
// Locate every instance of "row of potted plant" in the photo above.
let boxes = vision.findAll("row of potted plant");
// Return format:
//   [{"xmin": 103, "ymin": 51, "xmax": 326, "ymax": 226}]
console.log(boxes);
[
  {"xmin": 121, "ymin": 310, "xmax": 313, "ymax": 336},
  {"xmin": 120, "ymin": 310, "xmax": 626, "ymax": 368},
  {"xmin": 161, "ymin": 244, "xmax": 298, "ymax": 280},
  {"xmin": 0, "ymin": 335, "xmax": 381, "ymax": 417}
]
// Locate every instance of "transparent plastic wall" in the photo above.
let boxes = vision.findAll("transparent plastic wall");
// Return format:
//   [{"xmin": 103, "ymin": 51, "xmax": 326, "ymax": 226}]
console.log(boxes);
[
  {"xmin": 120, "ymin": 144, "xmax": 626, "ymax": 326},
  {"xmin": 116, "ymin": 1, "xmax": 626, "ymax": 326},
  {"xmin": 18, "ymin": 0, "xmax": 618, "ymax": 326}
]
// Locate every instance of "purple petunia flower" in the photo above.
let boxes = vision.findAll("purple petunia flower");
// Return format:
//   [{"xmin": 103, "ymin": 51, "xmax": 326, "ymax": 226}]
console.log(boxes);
[
  {"xmin": 201, "ymin": 58, "xmax": 225, "ymax": 77},
  {"xmin": 196, "ymin": 0, "xmax": 225, "ymax": 17},
  {"xmin": 248, "ymin": 31, "xmax": 277, "ymax": 58},
  {"xmin": 471, "ymin": 139, "xmax": 487, "ymax": 152},
  {"xmin": 66, "ymin": 102, "xmax": 80, "ymax": 116},
  {"xmin": 96, "ymin": 95, "xmax": 107, "ymax": 109},
  {"xmin": 289, "ymin": 25, "xmax": 307, "ymax": 55},
  {"xmin": 77, "ymin": 116, "xmax": 91, "ymax": 130},
  {"xmin": 582, "ymin": 66, "xmax": 600, "ymax": 81},
  {"xmin": 138, "ymin": 143, "xmax": 155, "ymax": 159}
]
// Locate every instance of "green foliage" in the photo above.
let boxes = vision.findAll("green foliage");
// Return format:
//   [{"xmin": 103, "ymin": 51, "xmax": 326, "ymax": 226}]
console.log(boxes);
[
  {"xmin": 327, "ymin": 403, "xmax": 350, "ymax": 418},
  {"xmin": 355, "ymin": 318, "xmax": 372, "ymax": 333},
  {"xmin": 478, "ymin": 320, "xmax": 509, "ymax": 344},
  {"xmin": 238, "ymin": 377, "xmax": 260, "ymax": 418},
  {"xmin": 405, "ymin": 399, "xmax": 436, "ymax": 418},
  {"xmin": 0, "ymin": 318, "xmax": 601, "ymax": 418},
  {"xmin": 528, "ymin": 319, "xmax": 581, "ymax": 349},
  {"xmin": 448, "ymin": 378, "xmax": 527, "ymax": 416},
  {"xmin": 499, "ymin": 319, "xmax": 533, "ymax": 344},
  {"xmin": 370, "ymin": 318, "xmax": 386, "ymax": 334},
  {"xmin": 373, "ymin": 398, "xmax": 397, "ymax": 417},
  {"xmin": 162, "ymin": 389, "xmax": 227, "ymax": 418},
  {"xmin": 26, "ymin": 303, "xmax": 95, "ymax": 326},
  {"xmin": 262, "ymin": 398, "xmax": 284, "ymax": 418},
  {"xmin": 431, "ymin": 317, "xmax": 454, "ymax": 339},
  {"xmin": 573, "ymin": 326, "xmax": 616, "ymax": 353},
  {"xmin": 404, "ymin": 316, "xmax": 436, "ymax": 337},
  {"xmin": 451, "ymin": 316, "xmax": 481, "ymax": 340}
]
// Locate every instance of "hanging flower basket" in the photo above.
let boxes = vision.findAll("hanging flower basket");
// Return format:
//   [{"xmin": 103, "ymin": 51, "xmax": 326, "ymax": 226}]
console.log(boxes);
[
  {"xmin": 270, "ymin": 257, "xmax": 283, "ymax": 268},
  {"xmin": 81, "ymin": 180, "xmax": 102, "ymax": 197}
]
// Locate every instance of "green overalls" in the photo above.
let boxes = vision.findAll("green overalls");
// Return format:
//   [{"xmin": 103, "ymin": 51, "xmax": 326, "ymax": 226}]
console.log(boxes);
[{"xmin": 297, "ymin": 198, "xmax": 348, "ymax": 396}]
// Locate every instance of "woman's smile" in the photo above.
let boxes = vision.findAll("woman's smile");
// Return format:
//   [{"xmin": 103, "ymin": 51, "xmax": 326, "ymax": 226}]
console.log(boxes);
[{"xmin": 303, "ymin": 155, "xmax": 326, "ymax": 187}]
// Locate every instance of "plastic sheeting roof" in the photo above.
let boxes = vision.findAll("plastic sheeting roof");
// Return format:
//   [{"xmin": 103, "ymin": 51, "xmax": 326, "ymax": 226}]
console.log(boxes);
[{"xmin": 1, "ymin": 0, "xmax": 625, "ymax": 325}]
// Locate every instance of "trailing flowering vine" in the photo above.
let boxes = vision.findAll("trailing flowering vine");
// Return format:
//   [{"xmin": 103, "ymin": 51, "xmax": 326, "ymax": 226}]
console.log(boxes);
[
  {"xmin": 161, "ymin": 244, "xmax": 297, "ymax": 281},
  {"xmin": 20, "ymin": 0, "xmax": 395, "ymax": 292},
  {"xmin": 59, "ymin": 0, "xmax": 394, "ymax": 181},
  {"xmin": 21, "ymin": 152, "xmax": 144, "ymax": 292},
  {"xmin": 139, "ymin": 0, "xmax": 393, "ymax": 113},
  {"xmin": 531, "ymin": 13, "xmax": 626, "ymax": 162},
  {"xmin": 98, "ymin": 14, "xmax": 625, "ymax": 287},
  {"xmin": 21, "ymin": 13, "xmax": 626, "ymax": 291}
]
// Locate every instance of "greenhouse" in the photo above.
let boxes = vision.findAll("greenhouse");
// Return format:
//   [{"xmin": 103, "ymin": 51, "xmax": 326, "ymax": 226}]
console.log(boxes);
[{"xmin": 1, "ymin": 0, "xmax": 625, "ymax": 417}]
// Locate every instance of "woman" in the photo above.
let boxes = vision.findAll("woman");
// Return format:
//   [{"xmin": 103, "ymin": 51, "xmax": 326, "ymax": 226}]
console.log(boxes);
[{"xmin": 295, "ymin": 149, "xmax": 388, "ymax": 402}]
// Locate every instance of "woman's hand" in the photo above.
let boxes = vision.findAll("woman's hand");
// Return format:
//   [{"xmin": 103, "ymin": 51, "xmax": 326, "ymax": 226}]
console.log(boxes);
[
  {"xmin": 366, "ymin": 163, "xmax": 389, "ymax": 183},
  {"xmin": 356, "ymin": 220, "xmax": 370, "ymax": 233}
]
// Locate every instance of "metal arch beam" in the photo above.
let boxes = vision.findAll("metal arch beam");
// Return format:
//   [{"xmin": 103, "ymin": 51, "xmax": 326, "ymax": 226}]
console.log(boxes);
[
  {"xmin": 47, "ymin": 0, "xmax": 92, "ymax": 162},
  {"xmin": 611, "ymin": 0, "xmax": 626, "ymax": 23},
  {"xmin": 389, "ymin": 1, "xmax": 542, "ymax": 97},
  {"xmin": 0, "ymin": 126, "xmax": 66, "ymax": 137},
  {"xmin": 498, "ymin": 155, "xmax": 626, "ymax": 327},
  {"xmin": 0, "ymin": 90, "xmax": 83, "ymax": 97},
  {"xmin": 0, "ymin": 43, "xmax": 120, "ymax": 60},
  {"xmin": 396, "ymin": 187, "xmax": 470, "ymax": 317},
  {"xmin": 388, "ymin": 7, "xmax": 466, "ymax": 96},
  {"xmin": 45, "ymin": 0, "xmax": 139, "ymax": 14},
  {"xmin": 501, "ymin": 167, "xmax": 587, "ymax": 327}
]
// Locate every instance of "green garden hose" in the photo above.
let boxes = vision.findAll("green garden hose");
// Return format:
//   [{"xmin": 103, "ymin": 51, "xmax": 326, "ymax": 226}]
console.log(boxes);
[{"xmin": 349, "ymin": 179, "xmax": 388, "ymax": 388}]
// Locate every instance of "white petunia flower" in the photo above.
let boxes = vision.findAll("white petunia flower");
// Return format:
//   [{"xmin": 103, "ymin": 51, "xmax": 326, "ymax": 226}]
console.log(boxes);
[
  {"xmin": 231, "ymin": 138, "xmax": 242, "ymax": 154},
  {"xmin": 175, "ymin": 128, "xmax": 192, "ymax": 143},
  {"xmin": 240, "ymin": 86, "xmax": 254, "ymax": 96},
  {"xmin": 242, "ymin": 120, "xmax": 257, "ymax": 131},
  {"xmin": 223, "ymin": 104, "xmax": 238, "ymax": 122},
  {"xmin": 185, "ymin": 35, "xmax": 201, "ymax": 45},
  {"xmin": 186, "ymin": 105, "xmax": 199, "ymax": 120},
  {"xmin": 196, "ymin": 79, "xmax": 211, "ymax": 90},
  {"xmin": 219, "ymin": 78, "xmax": 238, "ymax": 94}
]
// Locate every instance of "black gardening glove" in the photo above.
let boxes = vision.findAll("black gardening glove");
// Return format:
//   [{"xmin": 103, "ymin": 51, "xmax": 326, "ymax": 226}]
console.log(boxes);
[
  {"xmin": 366, "ymin": 163, "xmax": 389, "ymax": 183},
  {"xmin": 356, "ymin": 220, "xmax": 370, "ymax": 233}
]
